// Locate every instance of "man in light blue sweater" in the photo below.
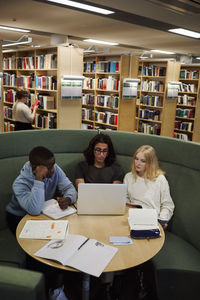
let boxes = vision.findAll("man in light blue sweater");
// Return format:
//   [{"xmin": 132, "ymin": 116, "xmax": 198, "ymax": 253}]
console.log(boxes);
[{"xmin": 6, "ymin": 146, "xmax": 77, "ymax": 234}]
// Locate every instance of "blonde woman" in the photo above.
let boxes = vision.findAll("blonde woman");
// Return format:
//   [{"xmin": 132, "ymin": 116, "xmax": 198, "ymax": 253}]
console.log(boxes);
[{"xmin": 124, "ymin": 145, "xmax": 174, "ymax": 228}]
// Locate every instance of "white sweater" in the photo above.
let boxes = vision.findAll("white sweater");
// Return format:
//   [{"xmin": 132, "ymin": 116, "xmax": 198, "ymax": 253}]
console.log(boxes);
[{"xmin": 123, "ymin": 172, "xmax": 175, "ymax": 221}]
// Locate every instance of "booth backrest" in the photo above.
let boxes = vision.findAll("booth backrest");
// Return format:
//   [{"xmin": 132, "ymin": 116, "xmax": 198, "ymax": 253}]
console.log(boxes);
[{"xmin": 0, "ymin": 130, "xmax": 200, "ymax": 252}]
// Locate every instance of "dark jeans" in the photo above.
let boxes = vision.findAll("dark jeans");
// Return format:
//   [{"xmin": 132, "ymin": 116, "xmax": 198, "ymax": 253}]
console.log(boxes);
[
  {"xmin": 15, "ymin": 121, "xmax": 33, "ymax": 131},
  {"xmin": 6, "ymin": 211, "xmax": 23, "ymax": 235}
]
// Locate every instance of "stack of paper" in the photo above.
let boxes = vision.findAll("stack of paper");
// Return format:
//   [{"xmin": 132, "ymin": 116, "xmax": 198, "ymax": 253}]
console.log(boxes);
[
  {"xmin": 19, "ymin": 220, "xmax": 69, "ymax": 239},
  {"xmin": 42, "ymin": 199, "xmax": 76, "ymax": 219}
]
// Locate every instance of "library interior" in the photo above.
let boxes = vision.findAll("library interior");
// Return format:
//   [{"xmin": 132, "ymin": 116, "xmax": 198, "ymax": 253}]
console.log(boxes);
[{"xmin": 0, "ymin": 1, "xmax": 200, "ymax": 300}]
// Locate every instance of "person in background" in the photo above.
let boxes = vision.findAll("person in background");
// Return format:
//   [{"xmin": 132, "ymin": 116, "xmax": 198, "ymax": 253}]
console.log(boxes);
[
  {"xmin": 75, "ymin": 133, "xmax": 124, "ymax": 188},
  {"xmin": 13, "ymin": 88, "xmax": 38, "ymax": 130},
  {"xmin": 124, "ymin": 144, "xmax": 174, "ymax": 228},
  {"xmin": 6, "ymin": 146, "xmax": 77, "ymax": 234}
]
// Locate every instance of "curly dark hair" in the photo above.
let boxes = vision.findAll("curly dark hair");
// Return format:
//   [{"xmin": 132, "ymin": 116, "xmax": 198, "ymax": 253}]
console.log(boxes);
[{"xmin": 84, "ymin": 133, "xmax": 116, "ymax": 166}]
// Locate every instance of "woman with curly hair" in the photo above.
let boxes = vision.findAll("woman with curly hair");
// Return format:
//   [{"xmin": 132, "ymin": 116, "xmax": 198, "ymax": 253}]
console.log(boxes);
[{"xmin": 75, "ymin": 133, "xmax": 124, "ymax": 188}]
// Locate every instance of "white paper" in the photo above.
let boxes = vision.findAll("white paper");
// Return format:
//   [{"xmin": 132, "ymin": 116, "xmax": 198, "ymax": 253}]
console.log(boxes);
[
  {"xmin": 34, "ymin": 234, "xmax": 118, "ymax": 277},
  {"xmin": 128, "ymin": 208, "xmax": 159, "ymax": 230},
  {"xmin": 19, "ymin": 220, "xmax": 69, "ymax": 239},
  {"xmin": 42, "ymin": 199, "xmax": 77, "ymax": 219}
]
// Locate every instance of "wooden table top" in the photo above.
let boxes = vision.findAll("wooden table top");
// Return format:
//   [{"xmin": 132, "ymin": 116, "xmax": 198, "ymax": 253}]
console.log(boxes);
[{"xmin": 16, "ymin": 206, "xmax": 165, "ymax": 273}]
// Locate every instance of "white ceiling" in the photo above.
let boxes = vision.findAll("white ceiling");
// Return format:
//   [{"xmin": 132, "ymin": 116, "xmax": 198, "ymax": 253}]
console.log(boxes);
[{"xmin": 0, "ymin": 0, "xmax": 200, "ymax": 61}]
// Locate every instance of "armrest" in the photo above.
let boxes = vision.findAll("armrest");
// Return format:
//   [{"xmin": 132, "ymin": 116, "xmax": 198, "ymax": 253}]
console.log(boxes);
[{"xmin": 0, "ymin": 265, "xmax": 46, "ymax": 300}]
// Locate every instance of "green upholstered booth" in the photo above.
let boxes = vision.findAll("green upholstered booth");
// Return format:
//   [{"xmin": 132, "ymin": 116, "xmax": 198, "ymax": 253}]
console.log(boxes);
[{"xmin": 0, "ymin": 129, "xmax": 200, "ymax": 299}]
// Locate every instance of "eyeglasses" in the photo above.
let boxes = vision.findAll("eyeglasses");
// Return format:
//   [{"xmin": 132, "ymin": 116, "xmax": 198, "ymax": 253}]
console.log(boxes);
[{"xmin": 94, "ymin": 148, "xmax": 108, "ymax": 154}]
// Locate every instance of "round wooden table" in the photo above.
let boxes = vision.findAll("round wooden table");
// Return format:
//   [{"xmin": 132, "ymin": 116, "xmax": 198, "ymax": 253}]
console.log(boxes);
[{"xmin": 16, "ymin": 206, "xmax": 165, "ymax": 299}]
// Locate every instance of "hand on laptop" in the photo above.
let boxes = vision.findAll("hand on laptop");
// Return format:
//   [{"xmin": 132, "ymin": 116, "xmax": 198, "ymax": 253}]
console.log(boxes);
[{"xmin": 57, "ymin": 197, "xmax": 71, "ymax": 210}]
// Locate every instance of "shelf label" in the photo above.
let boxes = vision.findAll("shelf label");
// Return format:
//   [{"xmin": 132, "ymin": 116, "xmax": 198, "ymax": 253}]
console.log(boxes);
[
  {"xmin": 61, "ymin": 78, "xmax": 83, "ymax": 100},
  {"xmin": 122, "ymin": 78, "xmax": 140, "ymax": 99},
  {"xmin": 167, "ymin": 82, "xmax": 181, "ymax": 99}
]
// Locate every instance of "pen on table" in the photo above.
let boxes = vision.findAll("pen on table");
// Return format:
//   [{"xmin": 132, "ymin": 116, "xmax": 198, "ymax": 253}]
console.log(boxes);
[
  {"xmin": 78, "ymin": 238, "xmax": 89, "ymax": 250},
  {"xmin": 30, "ymin": 218, "xmax": 48, "ymax": 220},
  {"xmin": 73, "ymin": 204, "xmax": 77, "ymax": 209}
]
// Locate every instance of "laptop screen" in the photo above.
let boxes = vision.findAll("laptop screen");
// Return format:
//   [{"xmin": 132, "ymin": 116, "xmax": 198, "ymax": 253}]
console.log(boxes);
[{"xmin": 77, "ymin": 183, "xmax": 127, "ymax": 215}]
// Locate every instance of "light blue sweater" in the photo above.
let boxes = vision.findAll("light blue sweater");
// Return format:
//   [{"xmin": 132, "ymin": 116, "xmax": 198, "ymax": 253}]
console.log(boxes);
[{"xmin": 6, "ymin": 161, "xmax": 77, "ymax": 217}]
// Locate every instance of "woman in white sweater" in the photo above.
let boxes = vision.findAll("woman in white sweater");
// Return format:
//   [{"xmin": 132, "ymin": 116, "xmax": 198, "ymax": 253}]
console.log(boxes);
[{"xmin": 124, "ymin": 145, "xmax": 174, "ymax": 228}]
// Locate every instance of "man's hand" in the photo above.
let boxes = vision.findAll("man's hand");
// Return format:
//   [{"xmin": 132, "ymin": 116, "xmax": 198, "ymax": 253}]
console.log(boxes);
[
  {"xmin": 34, "ymin": 165, "xmax": 48, "ymax": 181},
  {"xmin": 57, "ymin": 197, "xmax": 71, "ymax": 210}
]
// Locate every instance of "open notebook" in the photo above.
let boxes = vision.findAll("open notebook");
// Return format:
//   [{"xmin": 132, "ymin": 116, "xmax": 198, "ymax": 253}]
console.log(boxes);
[{"xmin": 77, "ymin": 183, "xmax": 127, "ymax": 215}]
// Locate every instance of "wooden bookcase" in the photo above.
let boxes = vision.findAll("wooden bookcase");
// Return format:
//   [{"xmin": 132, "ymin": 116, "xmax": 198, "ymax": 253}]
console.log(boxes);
[
  {"xmin": 136, "ymin": 60, "xmax": 180, "ymax": 137},
  {"xmin": 82, "ymin": 54, "xmax": 139, "ymax": 131},
  {"xmin": 174, "ymin": 64, "xmax": 200, "ymax": 142},
  {"xmin": 2, "ymin": 46, "xmax": 83, "ymax": 131}
]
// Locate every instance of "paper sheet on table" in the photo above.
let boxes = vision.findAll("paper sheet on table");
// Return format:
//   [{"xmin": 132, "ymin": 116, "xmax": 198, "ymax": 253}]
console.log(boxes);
[
  {"xmin": 128, "ymin": 208, "xmax": 159, "ymax": 230},
  {"xmin": 42, "ymin": 199, "xmax": 76, "ymax": 219},
  {"xmin": 19, "ymin": 220, "xmax": 69, "ymax": 239}
]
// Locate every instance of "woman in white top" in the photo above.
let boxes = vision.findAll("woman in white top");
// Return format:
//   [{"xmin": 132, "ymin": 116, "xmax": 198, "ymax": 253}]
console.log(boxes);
[
  {"xmin": 13, "ymin": 88, "xmax": 38, "ymax": 130},
  {"xmin": 124, "ymin": 145, "xmax": 174, "ymax": 228}
]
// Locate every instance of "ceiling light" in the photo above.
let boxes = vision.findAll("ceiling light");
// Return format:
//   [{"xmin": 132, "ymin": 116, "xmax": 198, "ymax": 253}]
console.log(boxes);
[
  {"xmin": 3, "ymin": 37, "xmax": 32, "ymax": 47},
  {"xmin": 84, "ymin": 39, "xmax": 118, "ymax": 46},
  {"xmin": 168, "ymin": 28, "xmax": 200, "ymax": 39},
  {"xmin": 0, "ymin": 25, "xmax": 30, "ymax": 33},
  {"xmin": 151, "ymin": 49, "xmax": 175, "ymax": 54},
  {"xmin": 47, "ymin": 0, "xmax": 114, "ymax": 15}
]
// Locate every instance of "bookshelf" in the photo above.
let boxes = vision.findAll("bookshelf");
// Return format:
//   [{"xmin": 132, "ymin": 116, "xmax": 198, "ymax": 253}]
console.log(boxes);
[
  {"xmin": 2, "ymin": 46, "xmax": 83, "ymax": 131},
  {"xmin": 82, "ymin": 54, "xmax": 139, "ymax": 131},
  {"xmin": 174, "ymin": 65, "xmax": 200, "ymax": 142},
  {"xmin": 136, "ymin": 60, "xmax": 180, "ymax": 137}
]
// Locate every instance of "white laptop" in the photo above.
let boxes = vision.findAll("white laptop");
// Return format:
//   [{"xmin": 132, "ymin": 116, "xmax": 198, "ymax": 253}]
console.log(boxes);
[{"xmin": 77, "ymin": 183, "xmax": 127, "ymax": 215}]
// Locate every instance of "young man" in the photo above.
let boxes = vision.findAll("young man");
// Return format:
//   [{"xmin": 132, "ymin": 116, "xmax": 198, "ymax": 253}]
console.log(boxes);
[{"xmin": 6, "ymin": 146, "xmax": 77, "ymax": 234}]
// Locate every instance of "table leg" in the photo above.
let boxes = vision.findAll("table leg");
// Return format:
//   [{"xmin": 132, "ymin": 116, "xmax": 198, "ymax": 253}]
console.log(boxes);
[{"xmin": 82, "ymin": 273, "xmax": 90, "ymax": 300}]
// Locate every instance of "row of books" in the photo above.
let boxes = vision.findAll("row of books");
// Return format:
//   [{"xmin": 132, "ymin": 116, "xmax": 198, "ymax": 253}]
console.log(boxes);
[
  {"xmin": 140, "ymin": 95, "xmax": 163, "ymax": 107},
  {"xmin": 94, "ymin": 111, "xmax": 118, "ymax": 126},
  {"xmin": 95, "ymin": 61, "xmax": 119, "ymax": 73},
  {"xmin": 36, "ymin": 95, "xmax": 55, "ymax": 110},
  {"xmin": 3, "ymin": 56, "xmax": 16, "ymax": 69},
  {"xmin": 177, "ymin": 95, "xmax": 196, "ymax": 106},
  {"xmin": 96, "ymin": 95, "xmax": 119, "ymax": 108},
  {"xmin": 82, "ymin": 108, "xmax": 93, "ymax": 121},
  {"xmin": 4, "ymin": 122, "xmax": 15, "ymax": 132},
  {"xmin": 17, "ymin": 56, "xmax": 34, "ymax": 69},
  {"xmin": 138, "ymin": 121, "xmax": 161, "ymax": 135},
  {"xmin": 173, "ymin": 132, "xmax": 189, "ymax": 141},
  {"xmin": 35, "ymin": 113, "xmax": 56, "ymax": 129},
  {"xmin": 4, "ymin": 106, "xmax": 13, "ymax": 119},
  {"xmin": 141, "ymin": 80, "xmax": 164, "ymax": 92},
  {"xmin": 83, "ymin": 78, "xmax": 96, "ymax": 89},
  {"xmin": 179, "ymin": 83, "xmax": 196, "ymax": 93},
  {"xmin": 35, "ymin": 54, "xmax": 57, "ymax": 69},
  {"xmin": 3, "ymin": 73, "xmax": 16, "ymax": 86},
  {"xmin": 97, "ymin": 77, "xmax": 120, "ymax": 91},
  {"xmin": 176, "ymin": 108, "xmax": 195, "ymax": 118},
  {"xmin": 83, "ymin": 60, "xmax": 119, "ymax": 73},
  {"xmin": 16, "ymin": 75, "xmax": 35, "ymax": 89},
  {"xmin": 139, "ymin": 109, "xmax": 161, "ymax": 121},
  {"xmin": 3, "ymin": 89, "xmax": 17, "ymax": 103},
  {"xmin": 180, "ymin": 69, "xmax": 199, "ymax": 80},
  {"xmin": 142, "ymin": 65, "xmax": 166, "ymax": 77},
  {"xmin": 174, "ymin": 120, "xmax": 193, "ymax": 132},
  {"xmin": 35, "ymin": 76, "xmax": 57, "ymax": 90},
  {"xmin": 82, "ymin": 93, "xmax": 95, "ymax": 105}
]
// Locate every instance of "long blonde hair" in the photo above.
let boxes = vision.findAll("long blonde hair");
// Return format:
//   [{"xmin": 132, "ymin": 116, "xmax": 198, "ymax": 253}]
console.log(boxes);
[{"xmin": 132, "ymin": 145, "xmax": 164, "ymax": 180}]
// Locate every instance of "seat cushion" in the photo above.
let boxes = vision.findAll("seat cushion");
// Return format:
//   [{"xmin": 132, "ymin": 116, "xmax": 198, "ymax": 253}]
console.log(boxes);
[
  {"xmin": 0, "ymin": 228, "xmax": 26, "ymax": 267},
  {"xmin": 152, "ymin": 231, "xmax": 200, "ymax": 300}
]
